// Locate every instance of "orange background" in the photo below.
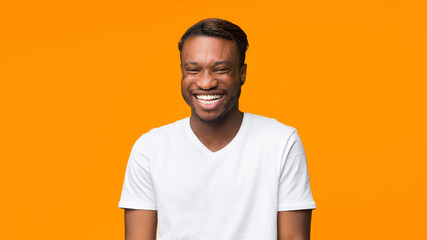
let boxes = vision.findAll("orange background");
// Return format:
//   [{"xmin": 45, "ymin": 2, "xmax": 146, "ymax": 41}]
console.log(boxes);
[{"xmin": 1, "ymin": 0, "xmax": 426, "ymax": 239}]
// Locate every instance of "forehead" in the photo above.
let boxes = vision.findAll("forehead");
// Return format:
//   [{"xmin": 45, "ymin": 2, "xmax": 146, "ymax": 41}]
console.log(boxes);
[{"xmin": 181, "ymin": 36, "xmax": 239, "ymax": 65}]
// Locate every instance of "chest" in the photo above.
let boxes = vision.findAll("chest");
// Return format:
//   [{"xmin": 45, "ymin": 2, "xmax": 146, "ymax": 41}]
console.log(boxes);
[{"xmin": 150, "ymin": 145, "xmax": 280, "ymax": 207}]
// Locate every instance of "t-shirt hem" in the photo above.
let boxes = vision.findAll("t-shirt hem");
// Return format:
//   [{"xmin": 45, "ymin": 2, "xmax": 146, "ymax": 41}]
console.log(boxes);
[
  {"xmin": 278, "ymin": 203, "xmax": 316, "ymax": 211},
  {"xmin": 118, "ymin": 200, "xmax": 157, "ymax": 210}
]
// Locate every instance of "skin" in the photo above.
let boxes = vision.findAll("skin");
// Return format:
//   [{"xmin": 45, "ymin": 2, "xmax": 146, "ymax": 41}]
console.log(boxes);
[
  {"xmin": 278, "ymin": 210, "xmax": 312, "ymax": 240},
  {"xmin": 124, "ymin": 209, "xmax": 157, "ymax": 240},
  {"xmin": 180, "ymin": 36, "xmax": 247, "ymax": 152},
  {"xmin": 124, "ymin": 36, "xmax": 312, "ymax": 239}
]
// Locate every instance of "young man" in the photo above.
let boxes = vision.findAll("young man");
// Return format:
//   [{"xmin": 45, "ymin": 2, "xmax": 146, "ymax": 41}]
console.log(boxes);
[{"xmin": 119, "ymin": 18, "xmax": 316, "ymax": 240}]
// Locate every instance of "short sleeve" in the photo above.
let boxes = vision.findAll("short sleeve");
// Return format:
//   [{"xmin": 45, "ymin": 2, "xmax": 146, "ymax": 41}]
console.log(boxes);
[
  {"xmin": 118, "ymin": 136, "xmax": 157, "ymax": 210},
  {"xmin": 278, "ymin": 130, "xmax": 316, "ymax": 211}
]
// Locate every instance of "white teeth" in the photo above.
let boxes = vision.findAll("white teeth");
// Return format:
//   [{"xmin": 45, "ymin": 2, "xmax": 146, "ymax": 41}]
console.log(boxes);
[
  {"xmin": 198, "ymin": 99, "xmax": 221, "ymax": 104},
  {"xmin": 196, "ymin": 94, "xmax": 223, "ymax": 100}
]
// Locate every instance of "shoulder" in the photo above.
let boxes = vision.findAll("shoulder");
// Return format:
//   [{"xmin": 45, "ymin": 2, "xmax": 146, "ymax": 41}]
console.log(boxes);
[
  {"xmin": 245, "ymin": 113, "xmax": 297, "ymax": 140},
  {"xmin": 243, "ymin": 113, "xmax": 302, "ymax": 158},
  {"xmin": 134, "ymin": 117, "xmax": 189, "ymax": 147}
]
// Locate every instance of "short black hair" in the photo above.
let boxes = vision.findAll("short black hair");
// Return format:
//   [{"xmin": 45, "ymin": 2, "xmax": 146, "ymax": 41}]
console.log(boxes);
[{"xmin": 178, "ymin": 18, "xmax": 249, "ymax": 68}]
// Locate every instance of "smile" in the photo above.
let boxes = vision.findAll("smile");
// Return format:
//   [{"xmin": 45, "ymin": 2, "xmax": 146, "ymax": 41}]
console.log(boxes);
[{"xmin": 195, "ymin": 94, "xmax": 224, "ymax": 104}]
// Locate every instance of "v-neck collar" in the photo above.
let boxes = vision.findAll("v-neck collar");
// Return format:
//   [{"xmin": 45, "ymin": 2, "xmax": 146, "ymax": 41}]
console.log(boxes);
[{"xmin": 185, "ymin": 112, "xmax": 249, "ymax": 158}]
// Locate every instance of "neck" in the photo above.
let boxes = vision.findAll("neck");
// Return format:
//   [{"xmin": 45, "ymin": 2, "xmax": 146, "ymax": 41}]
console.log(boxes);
[{"xmin": 189, "ymin": 106, "xmax": 244, "ymax": 152}]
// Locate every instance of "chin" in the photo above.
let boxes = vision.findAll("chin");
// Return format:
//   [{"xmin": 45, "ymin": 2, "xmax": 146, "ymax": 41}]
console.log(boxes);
[{"xmin": 194, "ymin": 110, "xmax": 227, "ymax": 125}]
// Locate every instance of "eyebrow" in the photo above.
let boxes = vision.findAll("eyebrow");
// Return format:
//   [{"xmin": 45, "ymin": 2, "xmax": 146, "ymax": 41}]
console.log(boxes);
[
  {"xmin": 212, "ymin": 61, "xmax": 232, "ymax": 67},
  {"xmin": 183, "ymin": 61, "xmax": 232, "ymax": 67},
  {"xmin": 183, "ymin": 62, "xmax": 199, "ymax": 66}
]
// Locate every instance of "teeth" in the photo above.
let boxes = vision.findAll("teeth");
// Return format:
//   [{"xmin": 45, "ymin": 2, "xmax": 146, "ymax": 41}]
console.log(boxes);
[
  {"xmin": 196, "ymin": 94, "xmax": 223, "ymax": 100},
  {"xmin": 198, "ymin": 99, "xmax": 221, "ymax": 104}
]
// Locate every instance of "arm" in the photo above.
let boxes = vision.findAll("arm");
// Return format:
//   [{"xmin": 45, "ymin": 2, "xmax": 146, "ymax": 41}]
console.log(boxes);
[
  {"xmin": 277, "ymin": 210, "xmax": 312, "ymax": 240},
  {"xmin": 125, "ymin": 209, "xmax": 157, "ymax": 240}
]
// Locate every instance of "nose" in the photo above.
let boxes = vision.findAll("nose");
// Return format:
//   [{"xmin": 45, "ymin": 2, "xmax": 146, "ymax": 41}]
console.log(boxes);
[{"xmin": 196, "ymin": 70, "xmax": 217, "ymax": 90}]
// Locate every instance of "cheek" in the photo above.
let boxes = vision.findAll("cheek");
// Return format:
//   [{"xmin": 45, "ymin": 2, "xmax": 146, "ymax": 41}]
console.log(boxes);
[
  {"xmin": 181, "ymin": 77, "xmax": 192, "ymax": 90},
  {"xmin": 182, "ymin": 75, "xmax": 197, "ymax": 84},
  {"xmin": 214, "ymin": 73, "xmax": 236, "ymax": 84}
]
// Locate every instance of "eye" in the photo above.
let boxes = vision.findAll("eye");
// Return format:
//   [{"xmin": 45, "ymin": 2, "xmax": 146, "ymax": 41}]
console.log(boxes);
[
  {"xmin": 215, "ymin": 68, "xmax": 230, "ymax": 73},
  {"xmin": 186, "ymin": 68, "xmax": 200, "ymax": 74}
]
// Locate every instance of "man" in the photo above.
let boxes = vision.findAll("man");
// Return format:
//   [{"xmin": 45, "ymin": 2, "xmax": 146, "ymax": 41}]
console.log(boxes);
[{"xmin": 119, "ymin": 18, "xmax": 316, "ymax": 240}]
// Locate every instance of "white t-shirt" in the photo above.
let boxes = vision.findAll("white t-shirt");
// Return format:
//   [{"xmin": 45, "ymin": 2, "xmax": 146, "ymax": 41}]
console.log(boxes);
[{"xmin": 119, "ymin": 113, "xmax": 316, "ymax": 239}]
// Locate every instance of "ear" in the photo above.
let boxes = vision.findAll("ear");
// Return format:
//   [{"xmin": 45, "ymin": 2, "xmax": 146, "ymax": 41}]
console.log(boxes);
[{"xmin": 240, "ymin": 63, "xmax": 247, "ymax": 86}]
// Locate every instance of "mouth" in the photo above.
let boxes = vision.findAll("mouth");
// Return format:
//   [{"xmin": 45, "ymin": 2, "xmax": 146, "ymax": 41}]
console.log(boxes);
[{"xmin": 195, "ymin": 94, "xmax": 224, "ymax": 105}]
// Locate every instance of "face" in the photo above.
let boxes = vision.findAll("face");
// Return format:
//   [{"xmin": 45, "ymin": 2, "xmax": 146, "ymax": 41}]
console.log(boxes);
[{"xmin": 180, "ymin": 36, "xmax": 246, "ymax": 125}]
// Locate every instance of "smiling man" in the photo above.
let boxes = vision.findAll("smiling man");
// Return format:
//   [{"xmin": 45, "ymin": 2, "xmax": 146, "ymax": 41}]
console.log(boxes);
[{"xmin": 119, "ymin": 18, "xmax": 316, "ymax": 240}]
